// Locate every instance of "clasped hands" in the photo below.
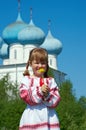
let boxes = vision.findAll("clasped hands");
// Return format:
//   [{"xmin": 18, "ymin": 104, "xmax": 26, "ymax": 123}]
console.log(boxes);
[{"xmin": 41, "ymin": 84, "xmax": 49, "ymax": 98}]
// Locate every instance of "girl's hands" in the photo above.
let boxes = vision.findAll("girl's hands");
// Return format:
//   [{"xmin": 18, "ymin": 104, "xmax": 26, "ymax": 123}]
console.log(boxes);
[{"xmin": 41, "ymin": 84, "xmax": 49, "ymax": 97}]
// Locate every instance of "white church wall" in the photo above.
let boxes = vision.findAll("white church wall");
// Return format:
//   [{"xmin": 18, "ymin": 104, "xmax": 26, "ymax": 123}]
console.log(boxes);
[
  {"xmin": 3, "ymin": 59, "xmax": 10, "ymax": 65},
  {"xmin": 48, "ymin": 54, "xmax": 58, "ymax": 70},
  {"xmin": 24, "ymin": 44, "xmax": 37, "ymax": 62},
  {"xmin": 9, "ymin": 44, "xmax": 24, "ymax": 64},
  {"xmin": 0, "ymin": 64, "xmax": 26, "ymax": 86}
]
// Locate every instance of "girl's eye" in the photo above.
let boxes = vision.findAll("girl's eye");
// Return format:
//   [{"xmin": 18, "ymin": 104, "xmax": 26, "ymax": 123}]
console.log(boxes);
[
  {"xmin": 36, "ymin": 62, "xmax": 39, "ymax": 64},
  {"xmin": 40, "ymin": 62, "xmax": 46, "ymax": 65},
  {"xmin": 36, "ymin": 62, "xmax": 46, "ymax": 65},
  {"xmin": 33, "ymin": 60, "xmax": 46, "ymax": 65}
]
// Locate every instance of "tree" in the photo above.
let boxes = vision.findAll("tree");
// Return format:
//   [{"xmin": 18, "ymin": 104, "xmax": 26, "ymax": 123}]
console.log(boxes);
[
  {"xmin": 78, "ymin": 96, "xmax": 86, "ymax": 129},
  {"xmin": 0, "ymin": 74, "xmax": 26, "ymax": 130},
  {"xmin": 56, "ymin": 80, "xmax": 85, "ymax": 130}
]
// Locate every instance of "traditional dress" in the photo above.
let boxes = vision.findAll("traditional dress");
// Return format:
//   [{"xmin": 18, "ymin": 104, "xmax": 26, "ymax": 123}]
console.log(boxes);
[{"xmin": 19, "ymin": 76, "xmax": 61, "ymax": 130}]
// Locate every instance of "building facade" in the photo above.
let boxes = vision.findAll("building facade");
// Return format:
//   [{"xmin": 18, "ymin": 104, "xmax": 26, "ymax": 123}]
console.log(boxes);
[{"xmin": 0, "ymin": 1, "xmax": 66, "ymax": 85}]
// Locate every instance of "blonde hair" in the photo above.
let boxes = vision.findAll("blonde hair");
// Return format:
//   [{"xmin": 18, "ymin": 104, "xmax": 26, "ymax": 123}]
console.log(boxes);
[{"xmin": 23, "ymin": 48, "xmax": 49, "ymax": 77}]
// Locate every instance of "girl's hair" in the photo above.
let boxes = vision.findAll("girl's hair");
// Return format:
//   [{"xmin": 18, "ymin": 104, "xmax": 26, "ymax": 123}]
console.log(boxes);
[{"xmin": 23, "ymin": 48, "xmax": 49, "ymax": 77}]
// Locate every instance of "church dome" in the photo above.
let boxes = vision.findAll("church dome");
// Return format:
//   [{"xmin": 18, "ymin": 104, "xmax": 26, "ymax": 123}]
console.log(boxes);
[
  {"xmin": 2, "ymin": 13, "xmax": 28, "ymax": 45},
  {"xmin": 40, "ymin": 30, "xmax": 62, "ymax": 55},
  {"xmin": 0, "ymin": 37, "xmax": 3, "ymax": 48},
  {"xmin": 18, "ymin": 19, "xmax": 45, "ymax": 45},
  {"xmin": 0, "ymin": 41, "xmax": 9, "ymax": 59}
]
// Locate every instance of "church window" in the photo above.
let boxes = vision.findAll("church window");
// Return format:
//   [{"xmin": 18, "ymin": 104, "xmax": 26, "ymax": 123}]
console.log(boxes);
[
  {"xmin": 50, "ymin": 59, "xmax": 52, "ymax": 65},
  {"xmin": 14, "ymin": 50, "xmax": 17, "ymax": 59}
]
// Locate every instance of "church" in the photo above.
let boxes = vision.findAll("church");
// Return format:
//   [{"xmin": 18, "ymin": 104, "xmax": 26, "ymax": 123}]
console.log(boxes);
[{"xmin": 0, "ymin": 1, "xmax": 66, "ymax": 85}]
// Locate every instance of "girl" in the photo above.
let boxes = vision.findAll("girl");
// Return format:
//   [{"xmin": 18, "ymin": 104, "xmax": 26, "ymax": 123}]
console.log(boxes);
[{"xmin": 19, "ymin": 48, "xmax": 61, "ymax": 130}]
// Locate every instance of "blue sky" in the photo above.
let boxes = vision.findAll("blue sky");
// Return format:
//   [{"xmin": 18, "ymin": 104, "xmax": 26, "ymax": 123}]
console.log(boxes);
[{"xmin": 0, "ymin": 0, "xmax": 86, "ymax": 99}]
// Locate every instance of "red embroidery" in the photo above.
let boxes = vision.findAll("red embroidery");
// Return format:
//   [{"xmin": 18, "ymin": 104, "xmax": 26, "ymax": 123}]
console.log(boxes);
[
  {"xmin": 40, "ymin": 78, "xmax": 44, "ymax": 86},
  {"xmin": 19, "ymin": 122, "xmax": 60, "ymax": 129}
]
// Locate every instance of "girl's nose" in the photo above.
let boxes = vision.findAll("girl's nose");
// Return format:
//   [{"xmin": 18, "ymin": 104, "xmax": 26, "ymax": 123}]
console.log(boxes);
[{"xmin": 39, "ymin": 63, "xmax": 42, "ymax": 67}]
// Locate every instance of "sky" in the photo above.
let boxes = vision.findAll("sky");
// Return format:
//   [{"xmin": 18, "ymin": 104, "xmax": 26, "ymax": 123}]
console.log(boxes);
[{"xmin": 0, "ymin": 0, "xmax": 86, "ymax": 99}]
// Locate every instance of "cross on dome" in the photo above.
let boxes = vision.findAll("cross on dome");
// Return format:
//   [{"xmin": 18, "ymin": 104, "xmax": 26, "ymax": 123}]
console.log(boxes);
[
  {"xmin": 18, "ymin": 0, "xmax": 21, "ymax": 13},
  {"xmin": 48, "ymin": 19, "xmax": 51, "ymax": 31},
  {"xmin": 30, "ymin": 7, "xmax": 33, "ymax": 20}
]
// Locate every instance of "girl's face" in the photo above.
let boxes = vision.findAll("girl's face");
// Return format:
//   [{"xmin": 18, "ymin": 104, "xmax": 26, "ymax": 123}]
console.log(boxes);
[{"xmin": 31, "ymin": 60, "xmax": 47, "ymax": 77}]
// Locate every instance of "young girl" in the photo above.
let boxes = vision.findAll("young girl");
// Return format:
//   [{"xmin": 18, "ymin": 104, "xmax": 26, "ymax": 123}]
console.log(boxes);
[{"xmin": 19, "ymin": 48, "xmax": 61, "ymax": 130}]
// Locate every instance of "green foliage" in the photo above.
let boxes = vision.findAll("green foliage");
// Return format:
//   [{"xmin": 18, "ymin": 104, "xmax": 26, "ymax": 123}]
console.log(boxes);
[
  {"xmin": 0, "ymin": 74, "xmax": 26, "ymax": 130},
  {"xmin": 48, "ymin": 68, "xmax": 54, "ymax": 77},
  {"xmin": 79, "ymin": 96, "xmax": 86, "ymax": 109},
  {"xmin": 56, "ymin": 80, "xmax": 86, "ymax": 130}
]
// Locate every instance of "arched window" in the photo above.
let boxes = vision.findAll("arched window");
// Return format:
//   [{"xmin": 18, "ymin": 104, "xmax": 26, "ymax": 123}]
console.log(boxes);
[
  {"xmin": 14, "ymin": 49, "xmax": 17, "ymax": 59},
  {"xmin": 50, "ymin": 59, "xmax": 52, "ymax": 65}
]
